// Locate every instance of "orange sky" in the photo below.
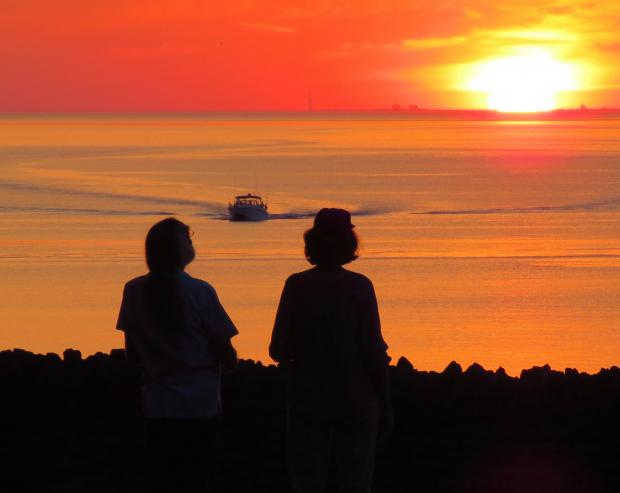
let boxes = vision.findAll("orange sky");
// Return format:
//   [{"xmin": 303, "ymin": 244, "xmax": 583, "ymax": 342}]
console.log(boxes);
[{"xmin": 1, "ymin": 0, "xmax": 619, "ymax": 111}]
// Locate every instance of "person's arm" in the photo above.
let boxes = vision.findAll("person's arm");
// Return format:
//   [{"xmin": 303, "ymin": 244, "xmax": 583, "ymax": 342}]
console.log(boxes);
[
  {"xmin": 210, "ymin": 337, "xmax": 238, "ymax": 370},
  {"xmin": 204, "ymin": 285, "xmax": 239, "ymax": 369},
  {"xmin": 116, "ymin": 283, "xmax": 140, "ymax": 366},
  {"xmin": 124, "ymin": 332, "xmax": 141, "ymax": 366},
  {"xmin": 269, "ymin": 276, "xmax": 295, "ymax": 363},
  {"xmin": 360, "ymin": 279, "xmax": 393, "ymax": 437}
]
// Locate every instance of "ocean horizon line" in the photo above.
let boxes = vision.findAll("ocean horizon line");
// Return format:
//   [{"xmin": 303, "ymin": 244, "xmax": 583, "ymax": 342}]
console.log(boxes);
[{"xmin": 1, "ymin": 107, "xmax": 620, "ymax": 119}]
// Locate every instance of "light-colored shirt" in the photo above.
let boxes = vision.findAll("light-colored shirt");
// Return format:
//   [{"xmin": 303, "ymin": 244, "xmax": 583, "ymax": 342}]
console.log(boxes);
[{"xmin": 117, "ymin": 271, "xmax": 238, "ymax": 419}]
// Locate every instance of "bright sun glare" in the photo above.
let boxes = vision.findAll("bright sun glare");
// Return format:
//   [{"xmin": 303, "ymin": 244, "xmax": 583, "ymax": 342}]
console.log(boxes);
[{"xmin": 468, "ymin": 49, "xmax": 577, "ymax": 112}]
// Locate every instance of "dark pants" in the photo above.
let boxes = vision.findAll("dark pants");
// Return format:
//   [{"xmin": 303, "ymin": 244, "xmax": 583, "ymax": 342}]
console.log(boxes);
[
  {"xmin": 287, "ymin": 406, "xmax": 379, "ymax": 493},
  {"xmin": 145, "ymin": 417, "xmax": 217, "ymax": 493}
]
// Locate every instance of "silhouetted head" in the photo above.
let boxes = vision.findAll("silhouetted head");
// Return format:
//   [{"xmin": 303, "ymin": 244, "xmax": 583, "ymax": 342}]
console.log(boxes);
[
  {"xmin": 304, "ymin": 208, "xmax": 359, "ymax": 267},
  {"xmin": 145, "ymin": 218, "xmax": 195, "ymax": 274}
]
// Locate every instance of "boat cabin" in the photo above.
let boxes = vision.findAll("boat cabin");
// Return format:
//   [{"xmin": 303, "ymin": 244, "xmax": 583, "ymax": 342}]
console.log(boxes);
[{"xmin": 234, "ymin": 194, "xmax": 266, "ymax": 207}]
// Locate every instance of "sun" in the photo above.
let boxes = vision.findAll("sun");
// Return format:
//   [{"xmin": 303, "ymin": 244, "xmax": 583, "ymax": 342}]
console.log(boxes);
[{"xmin": 468, "ymin": 49, "xmax": 577, "ymax": 112}]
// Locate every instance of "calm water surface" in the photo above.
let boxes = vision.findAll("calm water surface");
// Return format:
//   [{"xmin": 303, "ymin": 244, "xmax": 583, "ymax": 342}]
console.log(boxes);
[{"xmin": 1, "ymin": 113, "xmax": 620, "ymax": 374}]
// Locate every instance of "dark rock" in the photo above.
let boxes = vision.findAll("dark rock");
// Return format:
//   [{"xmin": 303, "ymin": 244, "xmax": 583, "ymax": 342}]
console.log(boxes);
[
  {"xmin": 63, "ymin": 348, "xmax": 82, "ymax": 363},
  {"xmin": 396, "ymin": 356, "xmax": 415, "ymax": 374},
  {"xmin": 3, "ymin": 348, "xmax": 620, "ymax": 492},
  {"xmin": 442, "ymin": 360, "xmax": 462, "ymax": 377},
  {"xmin": 45, "ymin": 352, "xmax": 62, "ymax": 363},
  {"xmin": 464, "ymin": 362, "xmax": 488, "ymax": 377},
  {"xmin": 565, "ymin": 368, "xmax": 579, "ymax": 377},
  {"xmin": 110, "ymin": 348, "xmax": 126, "ymax": 361}
]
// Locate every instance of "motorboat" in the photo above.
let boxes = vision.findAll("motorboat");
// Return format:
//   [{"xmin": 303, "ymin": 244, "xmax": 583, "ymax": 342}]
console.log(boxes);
[{"xmin": 228, "ymin": 193, "xmax": 269, "ymax": 221}]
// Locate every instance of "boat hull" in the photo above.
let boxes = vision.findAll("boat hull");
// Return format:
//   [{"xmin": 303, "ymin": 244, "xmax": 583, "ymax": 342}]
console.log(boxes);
[{"xmin": 228, "ymin": 206, "xmax": 269, "ymax": 221}]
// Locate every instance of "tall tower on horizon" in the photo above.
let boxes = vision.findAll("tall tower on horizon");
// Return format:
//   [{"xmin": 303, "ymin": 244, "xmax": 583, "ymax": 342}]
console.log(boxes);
[{"xmin": 308, "ymin": 90, "xmax": 313, "ymax": 112}]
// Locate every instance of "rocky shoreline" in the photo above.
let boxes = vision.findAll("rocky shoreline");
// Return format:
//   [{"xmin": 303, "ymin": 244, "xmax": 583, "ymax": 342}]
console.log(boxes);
[{"xmin": 3, "ymin": 348, "xmax": 620, "ymax": 492}]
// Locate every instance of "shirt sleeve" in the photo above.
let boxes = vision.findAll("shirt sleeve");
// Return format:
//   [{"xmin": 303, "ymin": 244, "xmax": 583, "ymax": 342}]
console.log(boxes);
[
  {"xmin": 116, "ymin": 284, "xmax": 131, "ymax": 332},
  {"xmin": 203, "ymin": 285, "xmax": 238, "ymax": 341},
  {"xmin": 269, "ymin": 276, "xmax": 295, "ymax": 363},
  {"xmin": 359, "ymin": 279, "xmax": 391, "ymax": 370}
]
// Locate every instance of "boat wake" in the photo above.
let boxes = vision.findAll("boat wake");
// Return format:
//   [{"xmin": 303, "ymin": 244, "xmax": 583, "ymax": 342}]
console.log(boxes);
[
  {"xmin": 214, "ymin": 208, "xmax": 385, "ymax": 221},
  {"xmin": 411, "ymin": 196, "xmax": 620, "ymax": 215},
  {"xmin": 0, "ymin": 205, "xmax": 176, "ymax": 216},
  {"xmin": 267, "ymin": 211, "xmax": 316, "ymax": 220},
  {"xmin": 0, "ymin": 181, "xmax": 225, "ymax": 217},
  {"xmin": 267, "ymin": 208, "xmax": 387, "ymax": 221}
]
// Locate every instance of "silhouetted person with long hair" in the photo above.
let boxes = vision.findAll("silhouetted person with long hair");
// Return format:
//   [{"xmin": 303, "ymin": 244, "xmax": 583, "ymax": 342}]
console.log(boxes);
[
  {"xmin": 270, "ymin": 208, "xmax": 393, "ymax": 493},
  {"xmin": 116, "ymin": 217, "xmax": 238, "ymax": 493}
]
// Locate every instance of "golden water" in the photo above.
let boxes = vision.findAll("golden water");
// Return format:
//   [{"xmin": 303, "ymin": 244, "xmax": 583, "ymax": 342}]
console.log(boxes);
[{"xmin": 1, "ymin": 114, "xmax": 619, "ymax": 374}]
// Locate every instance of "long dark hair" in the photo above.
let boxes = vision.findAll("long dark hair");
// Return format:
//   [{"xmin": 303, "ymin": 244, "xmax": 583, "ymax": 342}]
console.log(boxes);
[{"xmin": 144, "ymin": 218, "xmax": 196, "ymax": 331}]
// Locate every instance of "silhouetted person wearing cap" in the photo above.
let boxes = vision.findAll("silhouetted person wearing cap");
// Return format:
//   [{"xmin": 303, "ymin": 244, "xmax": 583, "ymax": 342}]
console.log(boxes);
[
  {"xmin": 270, "ymin": 208, "xmax": 393, "ymax": 493},
  {"xmin": 116, "ymin": 217, "xmax": 238, "ymax": 493}
]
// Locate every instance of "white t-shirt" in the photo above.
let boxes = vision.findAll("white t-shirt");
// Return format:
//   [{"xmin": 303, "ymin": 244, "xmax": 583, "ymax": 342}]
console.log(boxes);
[{"xmin": 116, "ymin": 271, "xmax": 238, "ymax": 419}]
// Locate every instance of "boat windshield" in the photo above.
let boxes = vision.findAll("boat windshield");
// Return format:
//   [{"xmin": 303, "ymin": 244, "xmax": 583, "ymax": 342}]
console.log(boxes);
[{"xmin": 237, "ymin": 198, "xmax": 263, "ymax": 206}]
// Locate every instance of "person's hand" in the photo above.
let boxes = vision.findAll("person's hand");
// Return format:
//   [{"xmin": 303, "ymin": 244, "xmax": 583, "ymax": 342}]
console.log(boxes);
[
  {"xmin": 378, "ymin": 406, "xmax": 394, "ymax": 443},
  {"xmin": 210, "ymin": 337, "xmax": 237, "ymax": 370}
]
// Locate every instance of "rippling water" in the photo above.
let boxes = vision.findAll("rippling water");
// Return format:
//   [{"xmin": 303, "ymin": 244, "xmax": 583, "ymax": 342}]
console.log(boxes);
[{"xmin": 1, "ymin": 113, "xmax": 620, "ymax": 374}]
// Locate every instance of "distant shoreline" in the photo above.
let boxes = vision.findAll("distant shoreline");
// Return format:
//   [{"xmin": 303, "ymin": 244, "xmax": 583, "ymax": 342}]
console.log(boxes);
[{"xmin": 1, "ymin": 108, "xmax": 620, "ymax": 121}]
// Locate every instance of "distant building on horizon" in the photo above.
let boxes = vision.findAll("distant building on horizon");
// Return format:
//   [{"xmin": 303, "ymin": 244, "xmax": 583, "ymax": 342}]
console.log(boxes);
[{"xmin": 389, "ymin": 103, "xmax": 421, "ymax": 112}]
